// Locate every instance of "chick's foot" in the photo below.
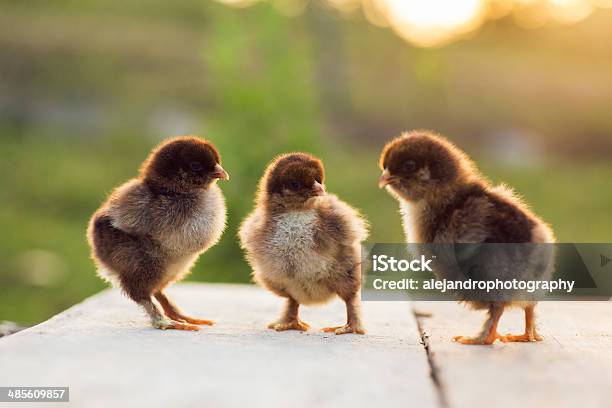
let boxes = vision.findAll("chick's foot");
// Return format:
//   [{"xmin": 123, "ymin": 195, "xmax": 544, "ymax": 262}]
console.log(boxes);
[
  {"xmin": 453, "ymin": 332, "xmax": 507, "ymax": 345},
  {"xmin": 501, "ymin": 332, "xmax": 543, "ymax": 342},
  {"xmin": 154, "ymin": 294, "xmax": 214, "ymax": 325},
  {"xmin": 154, "ymin": 318, "xmax": 200, "ymax": 331},
  {"xmin": 177, "ymin": 316, "xmax": 214, "ymax": 326},
  {"xmin": 268, "ymin": 319, "xmax": 310, "ymax": 332},
  {"xmin": 322, "ymin": 324, "xmax": 365, "ymax": 335}
]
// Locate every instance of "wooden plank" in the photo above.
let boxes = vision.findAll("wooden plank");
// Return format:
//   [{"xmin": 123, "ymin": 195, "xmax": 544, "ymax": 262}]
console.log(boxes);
[
  {"xmin": 0, "ymin": 283, "xmax": 438, "ymax": 408},
  {"xmin": 414, "ymin": 301, "xmax": 612, "ymax": 408}
]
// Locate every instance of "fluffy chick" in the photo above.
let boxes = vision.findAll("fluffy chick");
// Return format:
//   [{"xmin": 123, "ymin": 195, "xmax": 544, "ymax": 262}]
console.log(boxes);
[
  {"xmin": 87, "ymin": 136, "xmax": 229, "ymax": 331},
  {"xmin": 239, "ymin": 153, "xmax": 369, "ymax": 335},
  {"xmin": 379, "ymin": 130, "xmax": 555, "ymax": 345}
]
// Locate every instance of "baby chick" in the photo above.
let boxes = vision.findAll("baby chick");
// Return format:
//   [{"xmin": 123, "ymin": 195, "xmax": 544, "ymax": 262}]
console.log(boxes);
[
  {"xmin": 379, "ymin": 130, "xmax": 555, "ymax": 345},
  {"xmin": 87, "ymin": 136, "xmax": 229, "ymax": 331},
  {"xmin": 239, "ymin": 153, "xmax": 369, "ymax": 335}
]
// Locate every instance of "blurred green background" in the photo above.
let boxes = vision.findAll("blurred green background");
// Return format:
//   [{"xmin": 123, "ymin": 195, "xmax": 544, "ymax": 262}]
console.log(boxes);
[{"xmin": 1, "ymin": 0, "xmax": 611, "ymax": 324}]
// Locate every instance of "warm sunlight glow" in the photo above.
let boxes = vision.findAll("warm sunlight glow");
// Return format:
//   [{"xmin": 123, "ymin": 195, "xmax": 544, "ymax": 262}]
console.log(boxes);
[
  {"xmin": 214, "ymin": 0, "xmax": 611, "ymax": 47},
  {"xmin": 593, "ymin": 0, "xmax": 612, "ymax": 8},
  {"xmin": 384, "ymin": 0, "xmax": 485, "ymax": 46},
  {"xmin": 216, "ymin": 0, "xmax": 260, "ymax": 7},
  {"xmin": 386, "ymin": 0, "xmax": 483, "ymax": 28},
  {"xmin": 548, "ymin": 0, "xmax": 593, "ymax": 23},
  {"xmin": 326, "ymin": 0, "xmax": 361, "ymax": 14}
]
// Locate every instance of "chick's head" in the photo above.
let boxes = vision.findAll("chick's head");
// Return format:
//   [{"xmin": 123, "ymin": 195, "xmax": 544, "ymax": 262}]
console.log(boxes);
[
  {"xmin": 141, "ymin": 136, "xmax": 229, "ymax": 191},
  {"xmin": 263, "ymin": 153, "xmax": 325, "ymax": 209},
  {"xmin": 379, "ymin": 130, "xmax": 475, "ymax": 202}
]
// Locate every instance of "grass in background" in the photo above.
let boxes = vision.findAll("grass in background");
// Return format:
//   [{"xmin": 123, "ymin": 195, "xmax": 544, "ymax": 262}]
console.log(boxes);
[
  {"xmin": 1, "ymin": 0, "xmax": 611, "ymax": 325},
  {"xmin": 2, "ymin": 134, "xmax": 611, "ymax": 324}
]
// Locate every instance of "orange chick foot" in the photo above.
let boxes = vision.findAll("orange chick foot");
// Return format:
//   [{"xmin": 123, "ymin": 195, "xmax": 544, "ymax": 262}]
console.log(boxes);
[
  {"xmin": 268, "ymin": 319, "xmax": 310, "ymax": 332},
  {"xmin": 502, "ymin": 332, "xmax": 543, "ymax": 342},
  {"xmin": 154, "ymin": 319, "xmax": 200, "ymax": 331},
  {"xmin": 453, "ymin": 332, "xmax": 507, "ymax": 345},
  {"xmin": 181, "ymin": 317, "xmax": 214, "ymax": 326},
  {"xmin": 164, "ymin": 312, "xmax": 214, "ymax": 326},
  {"xmin": 322, "ymin": 324, "xmax": 365, "ymax": 335}
]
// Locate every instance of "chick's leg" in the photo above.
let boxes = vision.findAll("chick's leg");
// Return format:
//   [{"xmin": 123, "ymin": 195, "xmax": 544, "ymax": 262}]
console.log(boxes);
[
  {"xmin": 502, "ymin": 305, "xmax": 543, "ymax": 342},
  {"xmin": 140, "ymin": 297, "xmax": 200, "ymax": 331},
  {"xmin": 453, "ymin": 304, "xmax": 506, "ymax": 345},
  {"xmin": 322, "ymin": 295, "xmax": 365, "ymax": 335},
  {"xmin": 268, "ymin": 298, "xmax": 310, "ymax": 331},
  {"xmin": 154, "ymin": 291, "xmax": 214, "ymax": 326}
]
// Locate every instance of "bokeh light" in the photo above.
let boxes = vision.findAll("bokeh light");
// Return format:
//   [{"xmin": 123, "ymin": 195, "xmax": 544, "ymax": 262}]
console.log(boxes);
[
  {"xmin": 383, "ymin": 0, "xmax": 486, "ymax": 46},
  {"xmin": 2, "ymin": 0, "xmax": 611, "ymax": 325},
  {"xmin": 215, "ymin": 0, "xmax": 610, "ymax": 46}
]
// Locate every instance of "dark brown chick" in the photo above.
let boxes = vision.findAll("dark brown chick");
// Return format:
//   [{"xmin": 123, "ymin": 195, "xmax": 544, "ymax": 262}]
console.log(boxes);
[
  {"xmin": 379, "ymin": 130, "xmax": 555, "ymax": 345},
  {"xmin": 87, "ymin": 136, "xmax": 229, "ymax": 331},
  {"xmin": 239, "ymin": 153, "xmax": 369, "ymax": 335}
]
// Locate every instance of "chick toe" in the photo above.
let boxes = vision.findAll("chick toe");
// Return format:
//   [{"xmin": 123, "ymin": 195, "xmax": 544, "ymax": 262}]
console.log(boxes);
[
  {"xmin": 182, "ymin": 318, "xmax": 214, "ymax": 326},
  {"xmin": 268, "ymin": 320, "xmax": 310, "ymax": 332},
  {"xmin": 323, "ymin": 324, "xmax": 365, "ymax": 335},
  {"xmin": 154, "ymin": 319, "xmax": 200, "ymax": 331},
  {"xmin": 453, "ymin": 332, "xmax": 506, "ymax": 345},
  {"xmin": 502, "ymin": 332, "xmax": 543, "ymax": 342}
]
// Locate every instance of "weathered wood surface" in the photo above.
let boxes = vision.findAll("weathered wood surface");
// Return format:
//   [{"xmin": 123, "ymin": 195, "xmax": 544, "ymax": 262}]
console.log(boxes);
[
  {"xmin": 0, "ymin": 283, "xmax": 437, "ymax": 408},
  {"xmin": 414, "ymin": 301, "xmax": 612, "ymax": 408},
  {"xmin": 3, "ymin": 283, "xmax": 612, "ymax": 408}
]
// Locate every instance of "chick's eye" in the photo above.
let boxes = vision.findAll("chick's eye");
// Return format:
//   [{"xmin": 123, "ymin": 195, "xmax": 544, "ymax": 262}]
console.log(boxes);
[
  {"xmin": 289, "ymin": 181, "xmax": 300, "ymax": 190},
  {"xmin": 403, "ymin": 160, "xmax": 416, "ymax": 172},
  {"xmin": 190, "ymin": 161, "xmax": 203, "ymax": 171}
]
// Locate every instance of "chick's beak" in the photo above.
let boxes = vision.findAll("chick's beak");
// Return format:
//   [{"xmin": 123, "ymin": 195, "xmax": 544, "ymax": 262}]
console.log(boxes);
[
  {"xmin": 378, "ymin": 169, "xmax": 396, "ymax": 188},
  {"xmin": 312, "ymin": 181, "xmax": 325, "ymax": 196},
  {"xmin": 211, "ymin": 164, "xmax": 229, "ymax": 181}
]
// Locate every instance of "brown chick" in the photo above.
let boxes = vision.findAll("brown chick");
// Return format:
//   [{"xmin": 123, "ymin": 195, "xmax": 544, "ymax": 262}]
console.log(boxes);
[
  {"xmin": 379, "ymin": 130, "xmax": 555, "ymax": 345},
  {"xmin": 239, "ymin": 153, "xmax": 369, "ymax": 335},
  {"xmin": 87, "ymin": 136, "xmax": 229, "ymax": 331}
]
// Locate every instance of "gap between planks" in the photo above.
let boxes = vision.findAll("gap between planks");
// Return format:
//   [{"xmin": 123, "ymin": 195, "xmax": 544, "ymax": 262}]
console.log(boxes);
[{"xmin": 413, "ymin": 306, "xmax": 450, "ymax": 408}]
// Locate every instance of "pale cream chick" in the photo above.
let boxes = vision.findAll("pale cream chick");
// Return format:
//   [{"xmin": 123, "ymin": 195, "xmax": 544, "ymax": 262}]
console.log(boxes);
[{"xmin": 239, "ymin": 153, "xmax": 369, "ymax": 335}]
